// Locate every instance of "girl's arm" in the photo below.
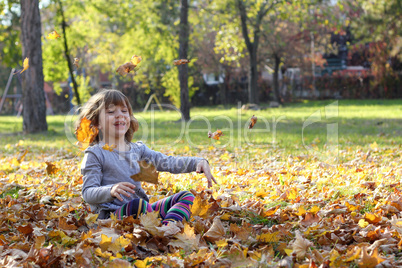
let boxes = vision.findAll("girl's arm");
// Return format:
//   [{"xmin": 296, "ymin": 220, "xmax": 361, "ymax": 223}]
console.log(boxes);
[
  {"xmin": 139, "ymin": 142, "xmax": 217, "ymax": 187},
  {"xmin": 81, "ymin": 151, "xmax": 115, "ymax": 204}
]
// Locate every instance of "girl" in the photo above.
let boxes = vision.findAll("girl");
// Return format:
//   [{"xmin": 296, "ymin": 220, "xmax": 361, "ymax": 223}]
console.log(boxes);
[{"xmin": 76, "ymin": 89, "xmax": 217, "ymax": 224}]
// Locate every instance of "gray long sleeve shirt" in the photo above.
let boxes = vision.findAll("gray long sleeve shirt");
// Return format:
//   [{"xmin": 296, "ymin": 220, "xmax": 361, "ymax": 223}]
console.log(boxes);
[{"xmin": 80, "ymin": 141, "xmax": 204, "ymax": 218}]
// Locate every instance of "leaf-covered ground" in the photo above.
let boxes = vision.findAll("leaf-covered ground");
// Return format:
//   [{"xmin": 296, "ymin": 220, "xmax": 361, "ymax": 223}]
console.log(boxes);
[{"xmin": 0, "ymin": 141, "xmax": 401, "ymax": 267}]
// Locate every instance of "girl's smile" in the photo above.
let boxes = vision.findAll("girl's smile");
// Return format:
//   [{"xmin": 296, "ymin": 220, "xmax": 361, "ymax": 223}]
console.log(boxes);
[{"xmin": 99, "ymin": 104, "xmax": 131, "ymax": 143}]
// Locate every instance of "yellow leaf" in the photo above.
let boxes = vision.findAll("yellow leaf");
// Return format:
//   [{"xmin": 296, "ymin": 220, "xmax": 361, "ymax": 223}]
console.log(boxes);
[
  {"xmin": 370, "ymin": 141, "xmax": 378, "ymax": 150},
  {"xmin": 257, "ymin": 232, "xmax": 279, "ymax": 243},
  {"xmin": 130, "ymin": 55, "xmax": 142, "ymax": 65},
  {"xmin": 220, "ymin": 213, "xmax": 231, "ymax": 221},
  {"xmin": 215, "ymin": 239, "xmax": 228, "ymax": 248},
  {"xmin": 256, "ymin": 190, "xmax": 269, "ymax": 198},
  {"xmin": 358, "ymin": 219, "xmax": 369, "ymax": 228},
  {"xmin": 95, "ymin": 247, "xmax": 112, "ymax": 258},
  {"xmin": 140, "ymin": 211, "xmax": 161, "ymax": 236},
  {"xmin": 191, "ymin": 195, "xmax": 211, "ymax": 219},
  {"xmin": 85, "ymin": 213, "xmax": 98, "ymax": 225},
  {"xmin": 133, "ymin": 260, "xmax": 147, "ymax": 268},
  {"xmin": 309, "ymin": 206, "xmax": 321, "ymax": 214},
  {"xmin": 288, "ymin": 189, "xmax": 297, "ymax": 200},
  {"xmin": 100, "ymin": 234, "xmax": 113, "ymax": 252},
  {"xmin": 19, "ymin": 57, "xmax": 29, "ymax": 74},
  {"xmin": 46, "ymin": 30, "xmax": 61, "ymax": 39},
  {"xmin": 365, "ymin": 213, "xmax": 381, "ymax": 224},
  {"xmin": 102, "ymin": 144, "xmax": 117, "ymax": 152},
  {"xmin": 109, "ymin": 236, "xmax": 131, "ymax": 254},
  {"xmin": 284, "ymin": 248, "xmax": 293, "ymax": 256},
  {"xmin": 295, "ymin": 206, "xmax": 307, "ymax": 216},
  {"xmin": 168, "ymin": 224, "xmax": 199, "ymax": 252}
]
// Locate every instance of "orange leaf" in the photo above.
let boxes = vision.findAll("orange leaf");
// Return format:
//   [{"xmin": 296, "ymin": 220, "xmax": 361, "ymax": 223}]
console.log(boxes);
[
  {"xmin": 75, "ymin": 117, "xmax": 99, "ymax": 150},
  {"xmin": 173, "ymin": 59, "xmax": 190, "ymax": 65},
  {"xmin": 102, "ymin": 144, "xmax": 117, "ymax": 152},
  {"xmin": 208, "ymin": 129, "xmax": 224, "ymax": 140},
  {"xmin": 248, "ymin": 115, "xmax": 257, "ymax": 129},
  {"xmin": 364, "ymin": 213, "xmax": 381, "ymax": 224},
  {"xmin": 17, "ymin": 224, "xmax": 33, "ymax": 235}
]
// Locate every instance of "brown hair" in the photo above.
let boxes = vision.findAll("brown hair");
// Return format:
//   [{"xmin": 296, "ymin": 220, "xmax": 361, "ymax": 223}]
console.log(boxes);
[{"xmin": 74, "ymin": 89, "xmax": 139, "ymax": 144}]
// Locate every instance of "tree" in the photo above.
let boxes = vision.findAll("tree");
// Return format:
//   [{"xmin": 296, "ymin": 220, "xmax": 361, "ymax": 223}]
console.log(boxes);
[
  {"xmin": 236, "ymin": 0, "xmax": 280, "ymax": 104},
  {"xmin": 20, "ymin": 0, "xmax": 47, "ymax": 133},
  {"xmin": 179, "ymin": 0, "xmax": 190, "ymax": 120}
]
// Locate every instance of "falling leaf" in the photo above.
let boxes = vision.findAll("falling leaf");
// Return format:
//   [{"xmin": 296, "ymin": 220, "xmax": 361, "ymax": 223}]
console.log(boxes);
[
  {"xmin": 75, "ymin": 117, "xmax": 99, "ymax": 150},
  {"xmin": 208, "ymin": 129, "xmax": 224, "ymax": 140},
  {"xmin": 173, "ymin": 59, "xmax": 190, "ymax": 65},
  {"xmin": 102, "ymin": 144, "xmax": 117, "ymax": 152},
  {"xmin": 45, "ymin": 161, "xmax": 59, "ymax": 175},
  {"xmin": 130, "ymin": 160, "xmax": 159, "ymax": 184},
  {"xmin": 130, "ymin": 55, "xmax": 142, "ymax": 65},
  {"xmin": 116, "ymin": 55, "xmax": 142, "ymax": 76},
  {"xmin": 46, "ymin": 30, "xmax": 61, "ymax": 39},
  {"xmin": 248, "ymin": 115, "xmax": 257, "ymax": 129},
  {"xmin": 73, "ymin": 58, "xmax": 80, "ymax": 68},
  {"xmin": 18, "ymin": 57, "xmax": 29, "ymax": 74}
]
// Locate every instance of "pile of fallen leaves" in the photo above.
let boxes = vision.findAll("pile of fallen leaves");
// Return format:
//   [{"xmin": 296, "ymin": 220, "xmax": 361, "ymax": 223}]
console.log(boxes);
[{"xmin": 0, "ymin": 141, "xmax": 401, "ymax": 267}]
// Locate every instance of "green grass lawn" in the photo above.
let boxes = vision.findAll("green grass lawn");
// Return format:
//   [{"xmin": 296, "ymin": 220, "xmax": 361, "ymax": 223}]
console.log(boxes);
[{"xmin": 1, "ymin": 99, "xmax": 401, "ymax": 161}]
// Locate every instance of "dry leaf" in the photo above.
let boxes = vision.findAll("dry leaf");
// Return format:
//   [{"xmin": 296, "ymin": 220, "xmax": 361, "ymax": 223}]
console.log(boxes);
[
  {"xmin": 46, "ymin": 161, "xmax": 59, "ymax": 175},
  {"xmin": 130, "ymin": 160, "xmax": 159, "ymax": 184},
  {"xmin": 208, "ymin": 129, "xmax": 224, "ymax": 140},
  {"xmin": 102, "ymin": 144, "xmax": 117, "ymax": 152},
  {"xmin": 248, "ymin": 115, "xmax": 257, "ymax": 129},
  {"xmin": 292, "ymin": 230, "xmax": 313, "ymax": 259},
  {"xmin": 173, "ymin": 59, "xmax": 190, "ymax": 65},
  {"xmin": 139, "ymin": 211, "xmax": 161, "ymax": 236},
  {"xmin": 73, "ymin": 58, "xmax": 80, "ymax": 68},
  {"xmin": 116, "ymin": 55, "xmax": 142, "ymax": 76},
  {"xmin": 168, "ymin": 224, "xmax": 199, "ymax": 252},
  {"xmin": 203, "ymin": 217, "xmax": 225, "ymax": 243}
]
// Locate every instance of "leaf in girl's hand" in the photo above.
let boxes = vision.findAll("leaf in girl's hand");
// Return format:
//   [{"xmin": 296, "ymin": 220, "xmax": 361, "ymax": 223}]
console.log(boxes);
[
  {"xmin": 102, "ymin": 144, "xmax": 116, "ymax": 152},
  {"xmin": 173, "ymin": 59, "xmax": 190, "ymax": 66},
  {"xmin": 73, "ymin": 58, "xmax": 80, "ymax": 68},
  {"xmin": 130, "ymin": 160, "xmax": 159, "ymax": 184},
  {"xmin": 248, "ymin": 115, "xmax": 257, "ymax": 129},
  {"xmin": 17, "ymin": 57, "xmax": 29, "ymax": 74},
  {"xmin": 75, "ymin": 117, "xmax": 99, "ymax": 150},
  {"xmin": 46, "ymin": 30, "xmax": 61, "ymax": 39},
  {"xmin": 116, "ymin": 55, "xmax": 142, "ymax": 76},
  {"xmin": 208, "ymin": 129, "xmax": 224, "ymax": 140}
]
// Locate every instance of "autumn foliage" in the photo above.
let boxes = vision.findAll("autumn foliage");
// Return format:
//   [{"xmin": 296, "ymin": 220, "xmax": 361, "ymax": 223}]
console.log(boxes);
[{"xmin": 0, "ymin": 141, "xmax": 401, "ymax": 267}]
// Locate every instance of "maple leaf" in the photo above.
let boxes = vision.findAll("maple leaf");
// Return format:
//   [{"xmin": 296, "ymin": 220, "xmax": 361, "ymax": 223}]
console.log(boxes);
[
  {"xmin": 139, "ymin": 211, "xmax": 161, "ymax": 236},
  {"xmin": 248, "ymin": 115, "xmax": 258, "ymax": 129},
  {"xmin": 203, "ymin": 217, "xmax": 225, "ymax": 243},
  {"xmin": 130, "ymin": 161, "xmax": 159, "ymax": 184},
  {"xmin": 292, "ymin": 230, "xmax": 313, "ymax": 259},
  {"xmin": 45, "ymin": 161, "xmax": 59, "ymax": 175},
  {"xmin": 130, "ymin": 55, "xmax": 142, "ymax": 65},
  {"xmin": 73, "ymin": 58, "xmax": 80, "ymax": 68},
  {"xmin": 190, "ymin": 195, "xmax": 211, "ymax": 219},
  {"xmin": 75, "ymin": 117, "xmax": 99, "ymax": 150},
  {"xmin": 358, "ymin": 247, "xmax": 385, "ymax": 268},
  {"xmin": 173, "ymin": 59, "xmax": 190, "ymax": 65},
  {"xmin": 208, "ymin": 129, "xmax": 224, "ymax": 140},
  {"xmin": 46, "ymin": 30, "xmax": 61, "ymax": 39},
  {"xmin": 108, "ymin": 236, "xmax": 131, "ymax": 254},
  {"xmin": 168, "ymin": 224, "xmax": 199, "ymax": 252}
]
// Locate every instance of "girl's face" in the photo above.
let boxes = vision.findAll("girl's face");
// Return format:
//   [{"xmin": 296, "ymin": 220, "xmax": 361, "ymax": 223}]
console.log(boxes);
[{"xmin": 98, "ymin": 103, "xmax": 130, "ymax": 141}]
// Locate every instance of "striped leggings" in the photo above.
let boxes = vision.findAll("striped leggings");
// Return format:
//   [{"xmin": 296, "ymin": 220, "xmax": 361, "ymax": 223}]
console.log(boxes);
[{"xmin": 114, "ymin": 191, "xmax": 195, "ymax": 225}]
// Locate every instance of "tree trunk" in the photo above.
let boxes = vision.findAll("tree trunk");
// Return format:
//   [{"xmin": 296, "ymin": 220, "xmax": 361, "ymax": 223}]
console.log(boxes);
[
  {"xmin": 249, "ymin": 49, "xmax": 259, "ymax": 104},
  {"xmin": 273, "ymin": 54, "xmax": 282, "ymax": 104},
  {"xmin": 178, "ymin": 0, "xmax": 190, "ymax": 121},
  {"xmin": 20, "ymin": 0, "xmax": 48, "ymax": 133},
  {"xmin": 58, "ymin": 0, "xmax": 80, "ymax": 105}
]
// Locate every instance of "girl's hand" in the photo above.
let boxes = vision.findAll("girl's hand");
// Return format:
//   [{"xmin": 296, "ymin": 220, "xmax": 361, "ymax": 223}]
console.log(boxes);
[
  {"xmin": 111, "ymin": 182, "xmax": 136, "ymax": 202},
  {"xmin": 196, "ymin": 160, "xmax": 218, "ymax": 188}
]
